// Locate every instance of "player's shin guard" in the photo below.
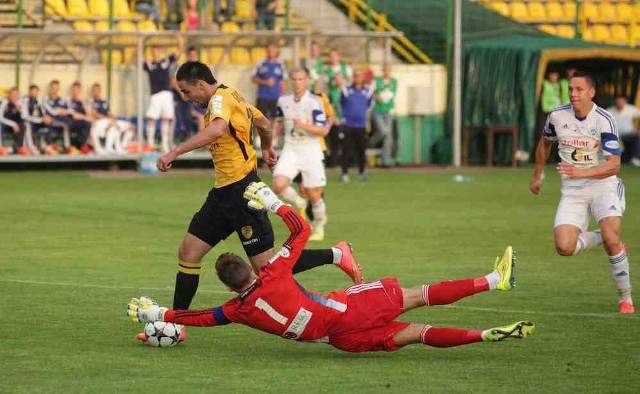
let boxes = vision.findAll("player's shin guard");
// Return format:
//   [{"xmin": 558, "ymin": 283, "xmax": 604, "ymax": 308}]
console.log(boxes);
[
  {"xmin": 573, "ymin": 231, "xmax": 603, "ymax": 255},
  {"xmin": 173, "ymin": 260, "xmax": 202, "ymax": 310},
  {"xmin": 609, "ymin": 251, "xmax": 633, "ymax": 303},
  {"xmin": 311, "ymin": 199, "xmax": 326, "ymax": 232},
  {"xmin": 160, "ymin": 121, "xmax": 171, "ymax": 153},
  {"xmin": 292, "ymin": 249, "xmax": 334, "ymax": 274},
  {"xmin": 422, "ymin": 279, "xmax": 489, "ymax": 306},
  {"xmin": 282, "ymin": 186, "xmax": 306, "ymax": 209},
  {"xmin": 420, "ymin": 325, "xmax": 483, "ymax": 348}
]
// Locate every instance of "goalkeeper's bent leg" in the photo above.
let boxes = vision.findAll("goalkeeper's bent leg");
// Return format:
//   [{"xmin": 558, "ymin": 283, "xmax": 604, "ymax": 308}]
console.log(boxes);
[
  {"xmin": 173, "ymin": 260, "xmax": 202, "ymax": 310},
  {"xmin": 391, "ymin": 324, "xmax": 483, "ymax": 348}
]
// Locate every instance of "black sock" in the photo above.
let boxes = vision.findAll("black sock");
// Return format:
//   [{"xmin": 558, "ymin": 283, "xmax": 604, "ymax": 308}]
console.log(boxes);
[
  {"xmin": 173, "ymin": 272, "xmax": 200, "ymax": 309},
  {"xmin": 293, "ymin": 249, "xmax": 334, "ymax": 274}
]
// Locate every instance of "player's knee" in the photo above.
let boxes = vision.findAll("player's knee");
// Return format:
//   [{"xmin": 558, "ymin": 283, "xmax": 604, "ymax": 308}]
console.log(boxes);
[
  {"xmin": 178, "ymin": 243, "xmax": 199, "ymax": 262},
  {"xmin": 602, "ymin": 238, "xmax": 622, "ymax": 255},
  {"xmin": 555, "ymin": 242, "xmax": 575, "ymax": 256}
]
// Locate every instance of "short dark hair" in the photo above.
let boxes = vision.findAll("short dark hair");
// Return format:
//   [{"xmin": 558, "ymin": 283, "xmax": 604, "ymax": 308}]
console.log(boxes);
[
  {"xmin": 176, "ymin": 61, "xmax": 217, "ymax": 85},
  {"xmin": 92, "ymin": 82, "xmax": 101, "ymax": 88},
  {"xmin": 28, "ymin": 84, "xmax": 38, "ymax": 90},
  {"xmin": 215, "ymin": 253, "xmax": 252, "ymax": 290},
  {"xmin": 290, "ymin": 66, "xmax": 310, "ymax": 77},
  {"xmin": 72, "ymin": 81, "xmax": 81, "ymax": 88},
  {"xmin": 50, "ymin": 80, "xmax": 59, "ymax": 86},
  {"xmin": 186, "ymin": 45, "xmax": 197, "ymax": 53},
  {"xmin": 570, "ymin": 71, "xmax": 596, "ymax": 88}
]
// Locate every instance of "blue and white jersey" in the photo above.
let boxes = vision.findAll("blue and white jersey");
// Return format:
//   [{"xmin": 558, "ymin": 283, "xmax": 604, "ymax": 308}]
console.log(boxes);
[
  {"xmin": 252, "ymin": 58, "xmax": 288, "ymax": 100},
  {"xmin": 544, "ymin": 103, "xmax": 620, "ymax": 187},
  {"xmin": 276, "ymin": 91, "xmax": 326, "ymax": 152},
  {"xmin": 42, "ymin": 95, "xmax": 72, "ymax": 117},
  {"xmin": 88, "ymin": 97, "xmax": 110, "ymax": 116}
]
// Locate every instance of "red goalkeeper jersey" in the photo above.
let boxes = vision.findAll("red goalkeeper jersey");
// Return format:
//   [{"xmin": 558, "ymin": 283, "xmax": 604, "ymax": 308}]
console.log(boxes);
[{"xmin": 164, "ymin": 205, "xmax": 348, "ymax": 342}]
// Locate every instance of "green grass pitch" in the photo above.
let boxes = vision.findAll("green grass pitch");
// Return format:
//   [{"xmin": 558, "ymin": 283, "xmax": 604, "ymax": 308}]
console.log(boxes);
[{"xmin": 1, "ymin": 167, "xmax": 638, "ymax": 393}]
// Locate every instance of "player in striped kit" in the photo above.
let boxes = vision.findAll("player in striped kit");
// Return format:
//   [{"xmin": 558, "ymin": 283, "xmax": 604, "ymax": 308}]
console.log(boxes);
[
  {"xmin": 530, "ymin": 71, "xmax": 634, "ymax": 314},
  {"xmin": 128, "ymin": 182, "xmax": 535, "ymax": 353},
  {"xmin": 272, "ymin": 67, "xmax": 329, "ymax": 240}
]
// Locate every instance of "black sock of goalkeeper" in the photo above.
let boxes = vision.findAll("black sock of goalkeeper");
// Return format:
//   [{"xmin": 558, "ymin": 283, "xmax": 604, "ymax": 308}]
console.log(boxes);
[
  {"xmin": 173, "ymin": 260, "xmax": 202, "ymax": 309},
  {"xmin": 293, "ymin": 249, "xmax": 334, "ymax": 274}
]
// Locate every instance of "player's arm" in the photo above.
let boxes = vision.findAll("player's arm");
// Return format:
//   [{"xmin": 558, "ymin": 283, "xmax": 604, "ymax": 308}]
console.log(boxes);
[
  {"xmin": 126, "ymin": 296, "xmax": 233, "ymax": 327},
  {"xmin": 157, "ymin": 117, "xmax": 226, "ymax": 172},
  {"xmin": 530, "ymin": 114, "xmax": 557, "ymax": 195},
  {"xmin": 243, "ymin": 182, "xmax": 311, "ymax": 266},
  {"xmin": 293, "ymin": 107, "xmax": 328, "ymax": 137}
]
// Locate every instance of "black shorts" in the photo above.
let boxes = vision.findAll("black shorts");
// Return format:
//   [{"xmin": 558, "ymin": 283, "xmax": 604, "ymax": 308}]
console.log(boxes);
[
  {"xmin": 188, "ymin": 171, "xmax": 275, "ymax": 257},
  {"xmin": 256, "ymin": 98, "xmax": 278, "ymax": 120}
]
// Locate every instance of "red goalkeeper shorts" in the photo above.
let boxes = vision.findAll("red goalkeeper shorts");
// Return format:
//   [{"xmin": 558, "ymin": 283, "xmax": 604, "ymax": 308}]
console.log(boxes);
[{"xmin": 328, "ymin": 278, "xmax": 410, "ymax": 353}]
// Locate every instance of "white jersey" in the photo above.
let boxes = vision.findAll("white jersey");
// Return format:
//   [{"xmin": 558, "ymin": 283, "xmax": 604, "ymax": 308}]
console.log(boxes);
[
  {"xmin": 544, "ymin": 103, "xmax": 621, "ymax": 188},
  {"xmin": 276, "ymin": 92, "xmax": 327, "ymax": 153}
]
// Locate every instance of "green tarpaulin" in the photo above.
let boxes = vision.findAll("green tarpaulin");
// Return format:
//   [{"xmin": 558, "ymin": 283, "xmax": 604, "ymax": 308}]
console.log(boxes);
[{"xmin": 462, "ymin": 35, "xmax": 640, "ymax": 164}]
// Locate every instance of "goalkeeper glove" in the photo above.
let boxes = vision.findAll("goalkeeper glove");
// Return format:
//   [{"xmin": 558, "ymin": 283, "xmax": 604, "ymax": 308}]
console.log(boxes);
[
  {"xmin": 243, "ymin": 181, "xmax": 285, "ymax": 213},
  {"xmin": 126, "ymin": 296, "xmax": 168, "ymax": 323}
]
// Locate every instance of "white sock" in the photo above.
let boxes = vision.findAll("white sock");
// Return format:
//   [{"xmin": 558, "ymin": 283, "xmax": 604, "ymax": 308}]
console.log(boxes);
[
  {"xmin": 331, "ymin": 247, "xmax": 342, "ymax": 265},
  {"xmin": 281, "ymin": 186, "xmax": 306, "ymax": 209},
  {"xmin": 146, "ymin": 122, "xmax": 156, "ymax": 147},
  {"xmin": 573, "ymin": 231, "xmax": 603, "ymax": 255},
  {"xmin": 608, "ymin": 251, "xmax": 632, "ymax": 303},
  {"xmin": 311, "ymin": 199, "xmax": 326, "ymax": 233},
  {"xmin": 120, "ymin": 130, "xmax": 133, "ymax": 149},
  {"xmin": 160, "ymin": 121, "xmax": 171, "ymax": 153},
  {"xmin": 105, "ymin": 127, "xmax": 119, "ymax": 152},
  {"xmin": 485, "ymin": 271, "xmax": 500, "ymax": 290}
]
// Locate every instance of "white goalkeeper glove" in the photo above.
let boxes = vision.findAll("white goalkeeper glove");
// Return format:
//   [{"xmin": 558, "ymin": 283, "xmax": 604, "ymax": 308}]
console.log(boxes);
[
  {"xmin": 126, "ymin": 296, "xmax": 168, "ymax": 323},
  {"xmin": 243, "ymin": 181, "xmax": 285, "ymax": 213}
]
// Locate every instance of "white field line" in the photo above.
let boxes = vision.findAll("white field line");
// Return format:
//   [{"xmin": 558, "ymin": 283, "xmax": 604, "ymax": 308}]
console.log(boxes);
[{"xmin": 2, "ymin": 278, "xmax": 637, "ymax": 320}]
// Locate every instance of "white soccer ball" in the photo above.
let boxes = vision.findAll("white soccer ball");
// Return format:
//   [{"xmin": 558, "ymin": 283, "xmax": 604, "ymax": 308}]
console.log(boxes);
[{"xmin": 143, "ymin": 322, "xmax": 182, "ymax": 348}]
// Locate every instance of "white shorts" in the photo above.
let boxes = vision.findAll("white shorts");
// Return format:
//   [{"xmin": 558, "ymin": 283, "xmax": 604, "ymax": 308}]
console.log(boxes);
[
  {"xmin": 554, "ymin": 179, "xmax": 626, "ymax": 232},
  {"xmin": 273, "ymin": 149, "xmax": 326, "ymax": 188},
  {"xmin": 146, "ymin": 91, "xmax": 175, "ymax": 120}
]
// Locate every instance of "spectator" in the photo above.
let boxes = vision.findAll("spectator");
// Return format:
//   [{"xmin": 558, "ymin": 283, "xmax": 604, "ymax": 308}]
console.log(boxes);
[
  {"xmin": 559, "ymin": 67, "xmax": 576, "ymax": 105},
  {"xmin": 88, "ymin": 83, "xmax": 134, "ymax": 154},
  {"xmin": 369, "ymin": 64, "xmax": 397, "ymax": 168},
  {"xmin": 607, "ymin": 95, "xmax": 640, "ymax": 167},
  {"xmin": 172, "ymin": 46, "xmax": 199, "ymax": 142},
  {"xmin": 251, "ymin": 42, "xmax": 288, "ymax": 145},
  {"xmin": 255, "ymin": 0, "xmax": 277, "ymax": 30},
  {"xmin": 324, "ymin": 47, "xmax": 353, "ymax": 167},
  {"xmin": 143, "ymin": 44, "xmax": 180, "ymax": 153},
  {"xmin": 303, "ymin": 41, "xmax": 324, "ymax": 93},
  {"xmin": 184, "ymin": 0, "xmax": 200, "ymax": 30},
  {"xmin": 135, "ymin": 0, "xmax": 162, "ymax": 28},
  {"xmin": 42, "ymin": 80, "xmax": 73, "ymax": 154},
  {"xmin": 68, "ymin": 82, "xmax": 93, "ymax": 154},
  {"xmin": 214, "ymin": 0, "xmax": 235, "ymax": 25},
  {"xmin": 0, "ymin": 87, "xmax": 29, "ymax": 155},
  {"xmin": 541, "ymin": 70, "xmax": 562, "ymax": 113},
  {"xmin": 21, "ymin": 84, "xmax": 52, "ymax": 155},
  {"xmin": 164, "ymin": 0, "xmax": 183, "ymax": 30},
  {"xmin": 338, "ymin": 68, "xmax": 374, "ymax": 183}
]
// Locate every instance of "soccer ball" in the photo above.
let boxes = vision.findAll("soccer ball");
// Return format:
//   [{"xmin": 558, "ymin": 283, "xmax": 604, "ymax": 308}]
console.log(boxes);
[{"xmin": 144, "ymin": 322, "xmax": 182, "ymax": 348}]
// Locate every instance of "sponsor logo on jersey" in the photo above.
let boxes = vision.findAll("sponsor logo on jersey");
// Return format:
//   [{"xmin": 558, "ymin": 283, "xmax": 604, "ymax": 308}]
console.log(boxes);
[
  {"xmin": 563, "ymin": 123, "xmax": 569, "ymax": 129},
  {"xmin": 211, "ymin": 95, "xmax": 223, "ymax": 115},
  {"xmin": 604, "ymin": 140, "xmax": 620, "ymax": 150},
  {"xmin": 282, "ymin": 308, "xmax": 313, "ymax": 340},
  {"xmin": 561, "ymin": 139, "xmax": 589, "ymax": 148},
  {"xmin": 571, "ymin": 148, "xmax": 592, "ymax": 162},
  {"xmin": 241, "ymin": 225, "xmax": 253, "ymax": 239},
  {"xmin": 589, "ymin": 128, "xmax": 597, "ymax": 136}
]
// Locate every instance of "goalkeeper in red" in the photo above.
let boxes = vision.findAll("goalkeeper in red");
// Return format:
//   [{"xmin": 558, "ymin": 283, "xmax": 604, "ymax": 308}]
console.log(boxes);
[{"xmin": 128, "ymin": 183, "xmax": 535, "ymax": 352}]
